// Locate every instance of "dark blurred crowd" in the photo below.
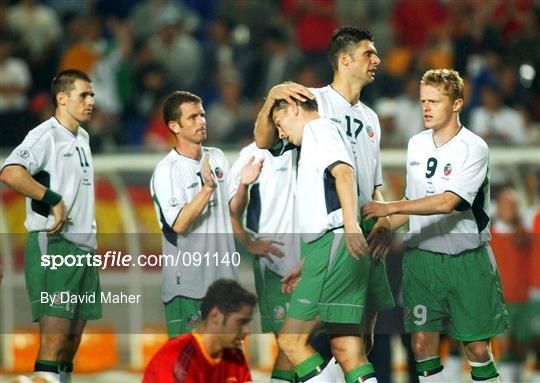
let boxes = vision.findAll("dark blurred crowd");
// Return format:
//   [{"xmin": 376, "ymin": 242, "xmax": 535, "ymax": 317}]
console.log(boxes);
[{"xmin": 1, "ymin": 0, "xmax": 539, "ymax": 152}]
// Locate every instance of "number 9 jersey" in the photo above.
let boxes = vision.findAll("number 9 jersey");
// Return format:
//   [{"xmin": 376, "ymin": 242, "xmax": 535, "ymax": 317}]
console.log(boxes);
[{"xmin": 404, "ymin": 127, "xmax": 492, "ymax": 254}]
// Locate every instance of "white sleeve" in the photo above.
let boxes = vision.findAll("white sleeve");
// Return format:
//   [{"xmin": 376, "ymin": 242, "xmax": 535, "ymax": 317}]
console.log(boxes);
[
  {"xmin": 404, "ymin": 139, "xmax": 413, "ymax": 200},
  {"xmin": 2, "ymin": 130, "xmax": 50, "ymax": 175},
  {"xmin": 374, "ymin": 120, "xmax": 383, "ymax": 188},
  {"xmin": 151, "ymin": 162, "xmax": 188, "ymax": 227},
  {"xmin": 311, "ymin": 124, "xmax": 354, "ymax": 171},
  {"xmin": 445, "ymin": 143, "xmax": 489, "ymax": 207},
  {"xmin": 228, "ymin": 146, "xmax": 254, "ymax": 199}
]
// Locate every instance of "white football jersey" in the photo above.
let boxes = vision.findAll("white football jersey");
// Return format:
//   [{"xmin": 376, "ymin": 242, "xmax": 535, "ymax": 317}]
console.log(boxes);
[
  {"xmin": 150, "ymin": 147, "xmax": 237, "ymax": 302},
  {"xmin": 230, "ymin": 142, "xmax": 300, "ymax": 277},
  {"xmin": 2, "ymin": 117, "xmax": 97, "ymax": 251},
  {"xmin": 297, "ymin": 118, "xmax": 356, "ymax": 243},
  {"xmin": 404, "ymin": 127, "xmax": 492, "ymax": 254},
  {"xmin": 310, "ymin": 85, "xmax": 383, "ymax": 206}
]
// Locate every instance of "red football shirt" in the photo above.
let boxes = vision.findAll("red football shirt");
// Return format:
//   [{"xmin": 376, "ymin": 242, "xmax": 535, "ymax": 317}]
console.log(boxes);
[{"xmin": 143, "ymin": 333, "xmax": 252, "ymax": 383}]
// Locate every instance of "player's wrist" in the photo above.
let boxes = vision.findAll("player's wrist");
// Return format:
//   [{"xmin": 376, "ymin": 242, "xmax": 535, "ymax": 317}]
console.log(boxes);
[{"xmin": 41, "ymin": 188, "xmax": 62, "ymax": 206}]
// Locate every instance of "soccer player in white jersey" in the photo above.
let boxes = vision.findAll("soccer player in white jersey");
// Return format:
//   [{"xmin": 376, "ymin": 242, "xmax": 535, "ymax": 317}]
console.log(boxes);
[
  {"xmin": 363, "ymin": 69, "xmax": 509, "ymax": 383},
  {"xmin": 150, "ymin": 91, "xmax": 261, "ymax": 338},
  {"xmin": 1, "ymin": 70, "xmax": 100, "ymax": 383},
  {"xmin": 254, "ymin": 26, "xmax": 394, "ymax": 375},
  {"xmin": 230, "ymin": 142, "xmax": 302, "ymax": 382},
  {"xmin": 263, "ymin": 97, "xmax": 376, "ymax": 383}
]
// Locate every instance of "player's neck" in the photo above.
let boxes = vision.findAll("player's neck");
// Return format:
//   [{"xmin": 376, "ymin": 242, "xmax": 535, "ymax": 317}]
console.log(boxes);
[
  {"xmin": 432, "ymin": 121, "xmax": 462, "ymax": 147},
  {"xmin": 175, "ymin": 140, "xmax": 202, "ymax": 161},
  {"xmin": 331, "ymin": 75, "xmax": 362, "ymax": 105},
  {"xmin": 193, "ymin": 329, "xmax": 223, "ymax": 358},
  {"xmin": 54, "ymin": 110, "xmax": 79, "ymax": 134}
]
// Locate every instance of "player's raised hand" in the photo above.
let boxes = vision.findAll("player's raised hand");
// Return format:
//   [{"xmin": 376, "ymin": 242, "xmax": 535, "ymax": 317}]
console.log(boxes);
[
  {"xmin": 246, "ymin": 239, "xmax": 285, "ymax": 261},
  {"xmin": 47, "ymin": 199, "xmax": 68, "ymax": 236},
  {"xmin": 362, "ymin": 201, "xmax": 393, "ymax": 220},
  {"xmin": 344, "ymin": 224, "xmax": 368, "ymax": 259},
  {"xmin": 240, "ymin": 156, "xmax": 264, "ymax": 186},
  {"xmin": 268, "ymin": 82, "xmax": 315, "ymax": 104},
  {"xmin": 201, "ymin": 154, "xmax": 217, "ymax": 189},
  {"xmin": 281, "ymin": 260, "xmax": 304, "ymax": 294},
  {"xmin": 367, "ymin": 217, "xmax": 392, "ymax": 260}
]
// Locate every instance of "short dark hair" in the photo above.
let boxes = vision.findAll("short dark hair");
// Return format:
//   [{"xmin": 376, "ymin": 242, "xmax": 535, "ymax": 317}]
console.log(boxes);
[
  {"xmin": 327, "ymin": 26, "xmax": 374, "ymax": 72},
  {"xmin": 162, "ymin": 90, "xmax": 202, "ymax": 125},
  {"xmin": 200, "ymin": 279, "xmax": 257, "ymax": 320},
  {"xmin": 270, "ymin": 97, "xmax": 318, "ymax": 119},
  {"xmin": 51, "ymin": 69, "xmax": 92, "ymax": 107}
]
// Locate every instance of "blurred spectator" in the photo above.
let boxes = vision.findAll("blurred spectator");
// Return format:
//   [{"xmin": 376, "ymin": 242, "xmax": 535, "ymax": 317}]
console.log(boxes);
[
  {"xmin": 394, "ymin": 75, "xmax": 423, "ymax": 141},
  {"xmin": 143, "ymin": 93, "xmax": 175, "ymax": 151},
  {"xmin": 202, "ymin": 18, "xmax": 237, "ymax": 90},
  {"xmin": 256, "ymin": 26, "xmax": 303, "ymax": 97},
  {"xmin": 58, "ymin": 16, "xmax": 106, "ymax": 74},
  {"xmin": 281, "ymin": 0, "xmax": 336, "ymax": 82},
  {"xmin": 375, "ymin": 98, "xmax": 400, "ymax": 147},
  {"xmin": 295, "ymin": 62, "xmax": 323, "ymax": 88},
  {"xmin": 469, "ymin": 84, "xmax": 528, "ymax": 145},
  {"xmin": 0, "ymin": 33, "xmax": 31, "ymax": 113},
  {"xmin": 147, "ymin": 10, "xmax": 202, "ymax": 89},
  {"xmin": 129, "ymin": 0, "xmax": 200, "ymax": 43},
  {"xmin": 214, "ymin": 0, "xmax": 276, "ymax": 50},
  {"xmin": 491, "ymin": 187, "xmax": 532, "ymax": 383},
  {"xmin": 391, "ymin": 0, "xmax": 448, "ymax": 50},
  {"xmin": 206, "ymin": 71, "xmax": 253, "ymax": 144},
  {"xmin": 7, "ymin": 0, "xmax": 61, "ymax": 61}
]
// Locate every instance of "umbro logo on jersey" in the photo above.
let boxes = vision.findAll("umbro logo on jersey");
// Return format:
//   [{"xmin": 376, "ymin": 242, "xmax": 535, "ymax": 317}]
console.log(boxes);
[
  {"xmin": 409, "ymin": 161, "xmax": 420, "ymax": 166},
  {"xmin": 187, "ymin": 182, "xmax": 198, "ymax": 189},
  {"xmin": 330, "ymin": 118, "xmax": 342, "ymax": 124},
  {"xmin": 63, "ymin": 152, "xmax": 73, "ymax": 157},
  {"xmin": 297, "ymin": 298, "xmax": 311, "ymax": 304},
  {"xmin": 16, "ymin": 149, "xmax": 30, "ymax": 159},
  {"xmin": 276, "ymin": 167, "xmax": 288, "ymax": 172}
]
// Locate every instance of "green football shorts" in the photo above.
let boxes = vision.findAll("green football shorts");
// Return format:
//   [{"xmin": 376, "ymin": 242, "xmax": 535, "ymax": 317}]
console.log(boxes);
[
  {"xmin": 164, "ymin": 296, "xmax": 201, "ymax": 338},
  {"xmin": 253, "ymin": 258, "xmax": 290, "ymax": 333},
  {"xmin": 287, "ymin": 231, "xmax": 371, "ymax": 325},
  {"xmin": 25, "ymin": 232, "xmax": 102, "ymax": 322},
  {"xmin": 403, "ymin": 245, "xmax": 509, "ymax": 341}
]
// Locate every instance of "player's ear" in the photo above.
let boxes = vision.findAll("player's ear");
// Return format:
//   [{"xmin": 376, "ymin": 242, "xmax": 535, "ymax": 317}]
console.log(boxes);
[
  {"xmin": 168, "ymin": 120, "xmax": 181, "ymax": 134},
  {"xmin": 339, "ymin": 51, "xmax": 350, "ymax": 69},
  {"xmin": 208, "ymin": 307, "xmax": 224, "ymax": 325},
  {"xmin": 290, "ymin": 103, "xmax": 299, "ymax": 116},
  {"xmin": 453, "ymin": 98, "xmax": 464, "ymax": 113},
  {"xmin": 56, "ymin": 92, "xmax": 67, "ymax": 107}
]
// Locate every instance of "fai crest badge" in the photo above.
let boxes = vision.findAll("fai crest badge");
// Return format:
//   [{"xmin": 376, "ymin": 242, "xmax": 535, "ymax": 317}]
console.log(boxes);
[
  {"xmin": 366, "ymin": 125, "xmax": 374, "ymax": 138},
  {"xmin": 444, "ymin": 163, "xmax": 452, "ymax": 176},
  {"xmin": 273, "ymin": 305, "xmax": 286, "ymax": 320},
  {"xmin": 214, "ymin": 167, "xmax": 224, "ymax": 179}
]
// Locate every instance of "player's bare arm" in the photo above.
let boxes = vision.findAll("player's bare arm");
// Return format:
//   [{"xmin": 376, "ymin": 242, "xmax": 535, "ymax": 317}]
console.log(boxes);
[
  {"xmin": 172, "ymin": 154, "xmax": 216, "ymax": 234},
  {"xmin": 331, "ymin": 161, "xmax": 368, "ymax": 259},
  {"xmin": 1, "ymin": 165, "xmax": 67, "ymax": 235},
  {"xmin": 229, "ymin": 155, "xmax": 264, "ymax": 217},
  {"xmin": 230, "ymin": 214, "xmax": 285, "ymax": 261},
  {"xmin": 362, "ymin": 191, "xmax": 463, "ymax": 219},
  {"xmin": 254, "ymin": 82, "xmax": 315, "ymax": 148},
  {"xmin": 366, "ymin": 187, "xmax": 393, "ymax": 259}
]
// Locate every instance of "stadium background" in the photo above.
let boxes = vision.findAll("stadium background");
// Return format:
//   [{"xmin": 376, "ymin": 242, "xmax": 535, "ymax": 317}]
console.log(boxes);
[{"xmin": 1, "ymin": 0, "xmax": 539, "ymax": 382}]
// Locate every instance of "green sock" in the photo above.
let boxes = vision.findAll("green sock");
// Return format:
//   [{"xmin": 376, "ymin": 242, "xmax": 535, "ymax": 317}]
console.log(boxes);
[
  {"xmin": 470, "ymin": 360, "xmax": 499, "ymax": 381},
  {"xmin": 416, "ymin": 356, "xmax": 443, "ymax": 377},
  {"xmin": 294, "ymin": 353, "xmax": 325, "ymax": 381},
  {"xmin": 271, "ymin": 368, "xmax": 295, "ymax": 382},
  {"xmin": 35, "ymin": 359, "xmax": 60, "ymax": 373},
  {"xmin": 345, "ymin": 363, "xmax": 376, "ymax": 383},
  {"xmin": 60, "ymin": 361, "xmax": 74, "ymax": 372}
]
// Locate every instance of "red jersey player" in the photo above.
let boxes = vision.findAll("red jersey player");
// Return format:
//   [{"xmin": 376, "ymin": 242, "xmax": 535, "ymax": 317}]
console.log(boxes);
[{"xmin": 143, "ymin": 279, "xmax": 256, "ymax": 383}]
